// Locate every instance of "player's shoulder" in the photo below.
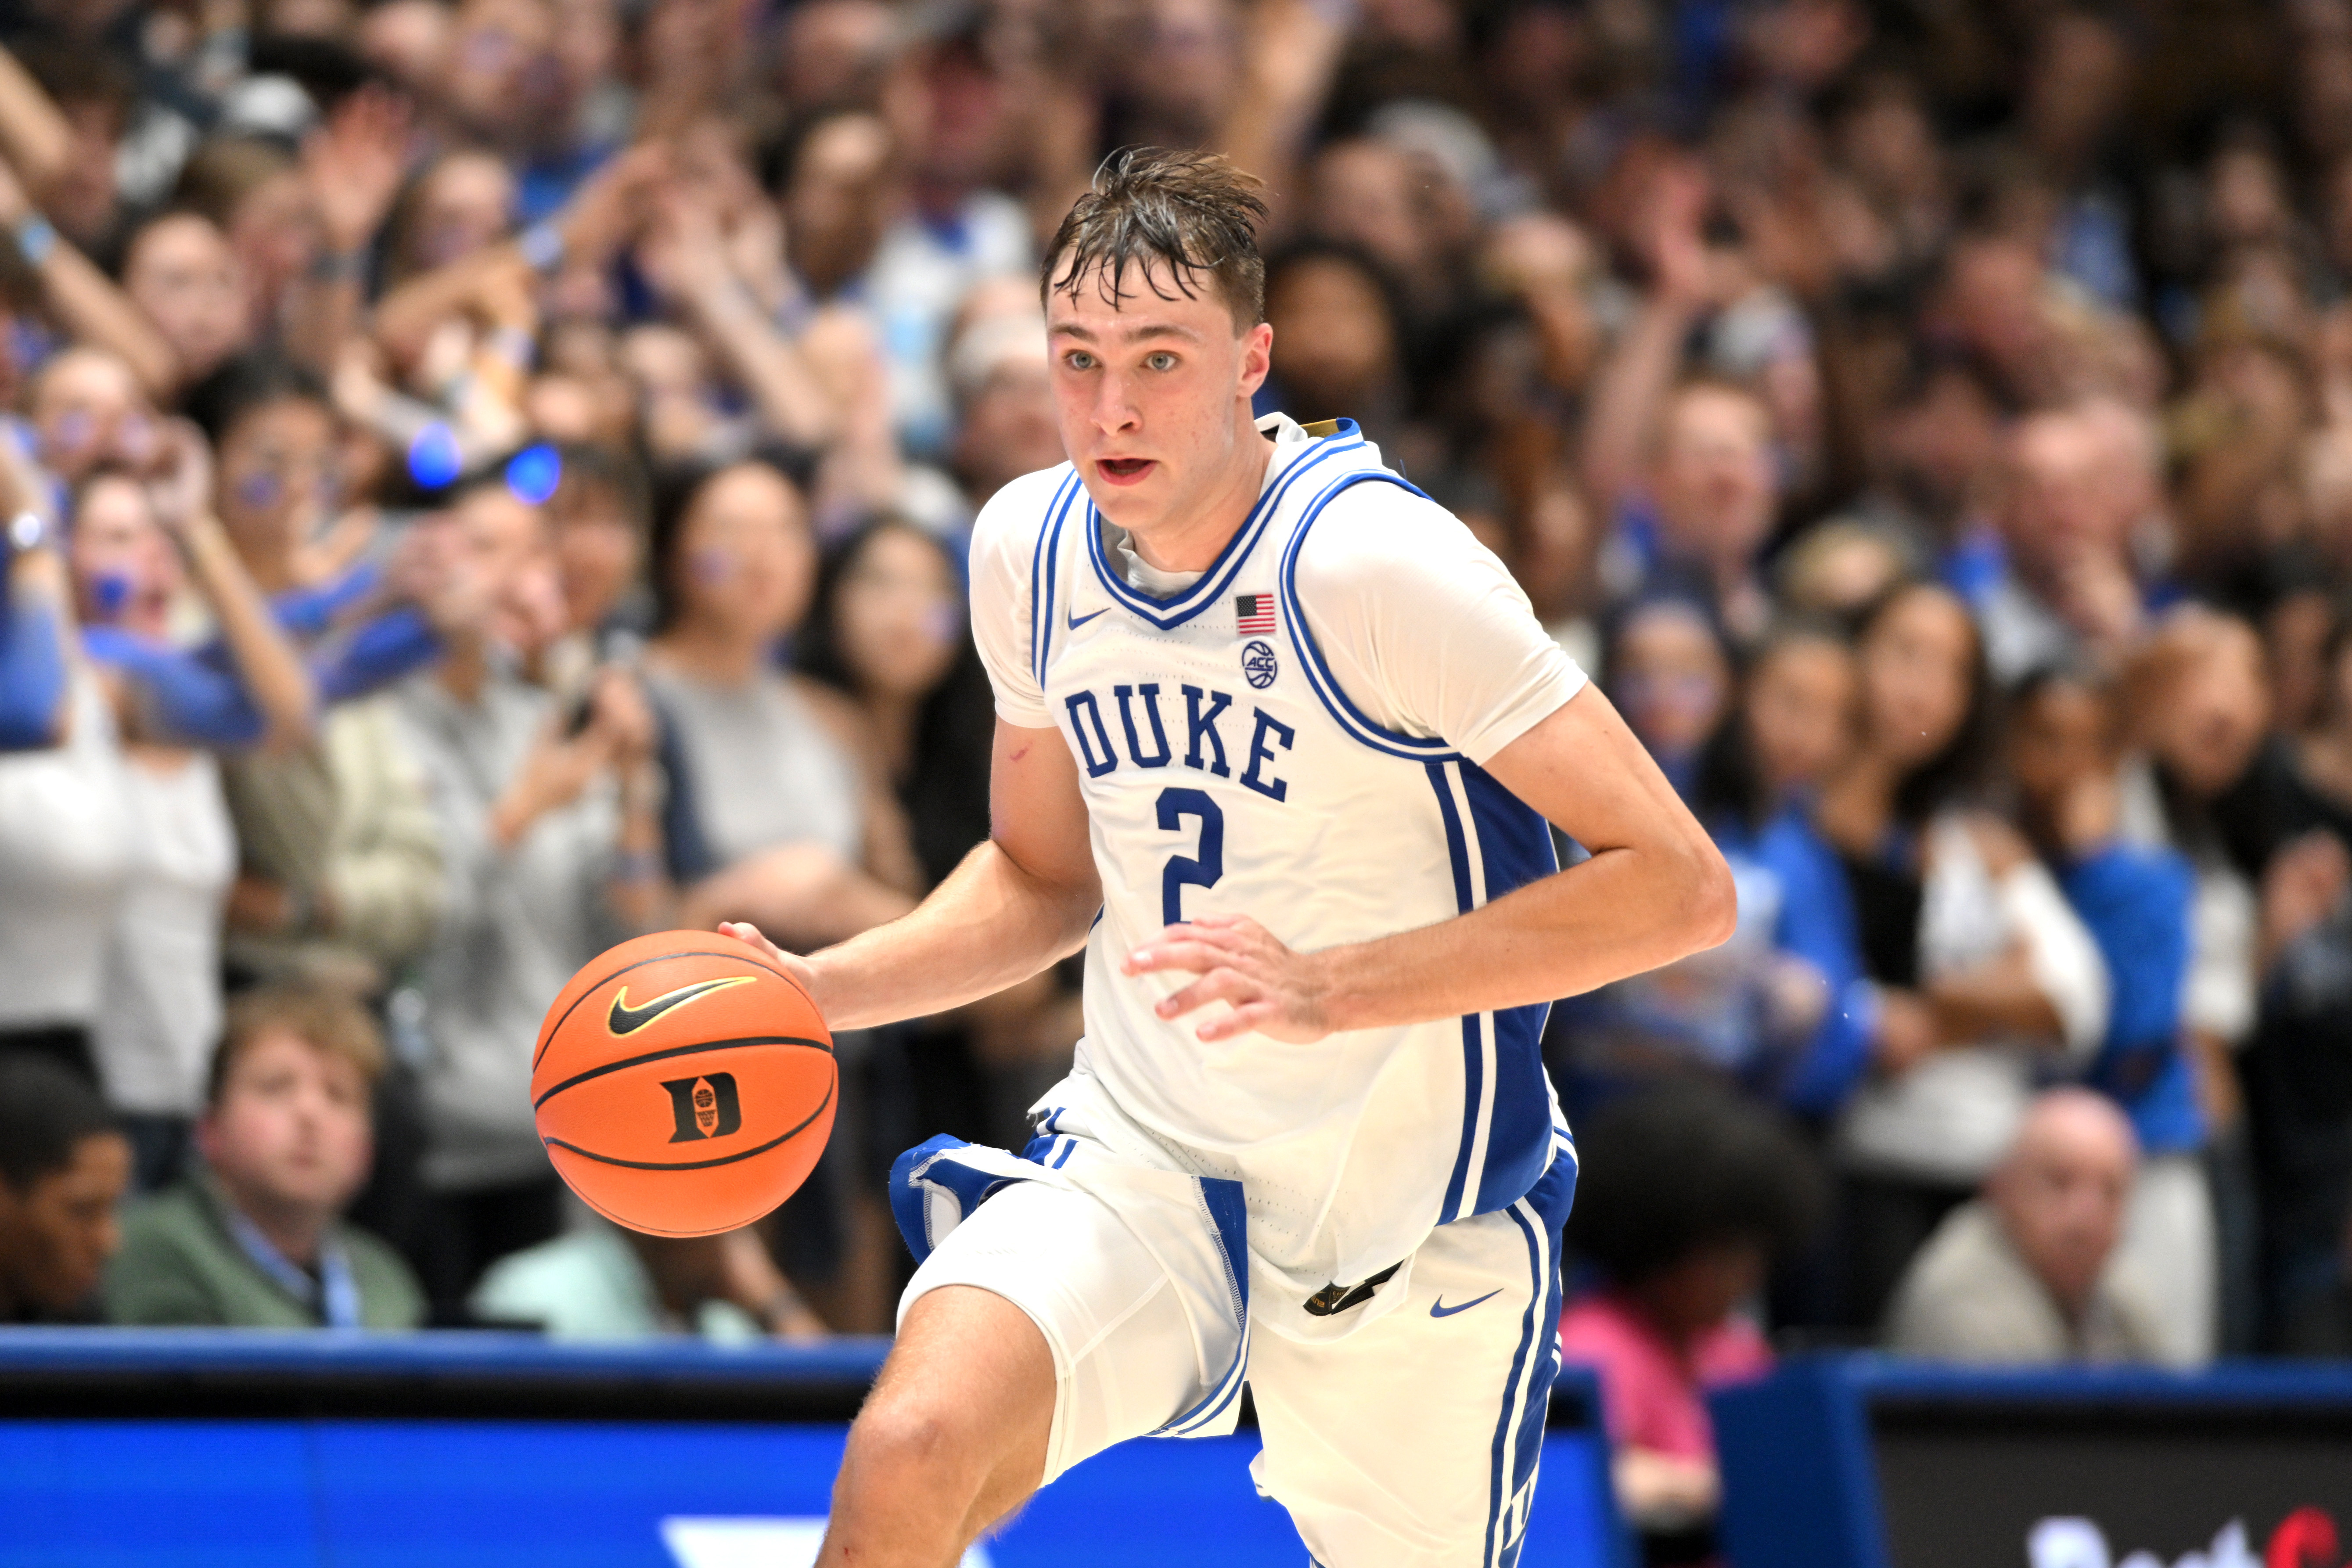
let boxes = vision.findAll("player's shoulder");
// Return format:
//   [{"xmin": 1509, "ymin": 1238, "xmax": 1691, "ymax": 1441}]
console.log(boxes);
[
  {"xmin": 1289, "ymin": 478, "xmax": 1504, "ymax": 597},
  {"xmin": 968, "ymin": 463, "xmax": 1081, "ymax": 561}
]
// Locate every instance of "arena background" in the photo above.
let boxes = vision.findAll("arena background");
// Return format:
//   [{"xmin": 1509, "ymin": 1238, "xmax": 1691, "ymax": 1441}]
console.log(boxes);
[{"xmin": 2, "ymin": 0, "xmax": 2352, "ymax": 1563}]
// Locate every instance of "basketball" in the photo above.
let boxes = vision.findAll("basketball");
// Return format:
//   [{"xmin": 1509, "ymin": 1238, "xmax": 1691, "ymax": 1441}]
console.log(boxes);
[{"xmin": 530, "ymin": 930, "xmax": 835, "ymax": 1237}]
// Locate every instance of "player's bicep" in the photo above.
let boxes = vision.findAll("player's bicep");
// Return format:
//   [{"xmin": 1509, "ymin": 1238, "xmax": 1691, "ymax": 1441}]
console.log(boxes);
[
  {"xmin": 1481, "ymin": 683, "xmax": 1712, "ymax": 862},
  {"xmin": 989, "ymin": 717, "xmax": 1100, "ymax": 899}
]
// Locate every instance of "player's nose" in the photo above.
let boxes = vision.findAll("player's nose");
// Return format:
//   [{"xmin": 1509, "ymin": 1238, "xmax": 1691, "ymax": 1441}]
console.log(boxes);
[{"xmin": 1090, "ymin": 371, "xmax": 1143, "ymax": 435}]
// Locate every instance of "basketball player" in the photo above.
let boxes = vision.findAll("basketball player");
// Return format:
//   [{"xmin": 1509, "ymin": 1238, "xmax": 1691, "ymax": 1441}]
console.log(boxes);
[{"xmin": 723, "ymin": 149, "xmax": 1735, "ymax": 1567}]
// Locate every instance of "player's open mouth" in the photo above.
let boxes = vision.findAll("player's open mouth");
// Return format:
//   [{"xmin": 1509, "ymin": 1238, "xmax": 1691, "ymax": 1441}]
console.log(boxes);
[{"xmin": 1096, "ymin": 457, "xmax": 1154, "ymax": 484}]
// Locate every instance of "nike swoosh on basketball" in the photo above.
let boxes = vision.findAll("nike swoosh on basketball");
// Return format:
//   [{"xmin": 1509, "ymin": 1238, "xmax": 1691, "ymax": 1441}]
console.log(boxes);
[
  {"xmin": 1068, "ymin": 606, "xmax": 1108, "ymax": 629},
  {"xmin": 607, "ymin": 977, "xmax": 755, "ymax": 1036},
  {"xmin": 1429, "ymin": 1290, "xmax": 1503, "ymax": 1319}
]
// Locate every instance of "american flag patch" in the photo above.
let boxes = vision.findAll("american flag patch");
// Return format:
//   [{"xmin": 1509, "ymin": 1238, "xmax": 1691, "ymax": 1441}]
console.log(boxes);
[{"xmin": 1236, "ymin": 593, "xmax": 1277, "ymax": 636}]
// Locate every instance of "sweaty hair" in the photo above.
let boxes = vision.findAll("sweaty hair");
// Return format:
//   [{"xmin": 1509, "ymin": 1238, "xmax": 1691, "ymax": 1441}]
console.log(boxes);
[
  {"xmin": 1042, "ymin": 147, "xmax": 1269, "ymax": 331},
  {"xmin": 0, "ymin": 1057, "xmax": 117, "ymax": 1192},
  {"xmin": 206, "ymin": 983, "xmax": 387, "ymax": 1109},
  {"xmin": 1565, "ymin": 1084, "xmax": 1823, "ymax": 1286}
]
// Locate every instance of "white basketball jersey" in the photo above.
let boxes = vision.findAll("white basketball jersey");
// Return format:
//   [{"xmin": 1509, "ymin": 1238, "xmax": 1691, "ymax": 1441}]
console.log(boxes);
[{"xmin": 985, "ymin": 418, "xmax": 1568, "ymax": 1298}]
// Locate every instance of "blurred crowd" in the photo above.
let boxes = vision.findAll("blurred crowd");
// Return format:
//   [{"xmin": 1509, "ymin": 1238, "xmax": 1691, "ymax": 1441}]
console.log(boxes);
[{"xmin": 0, "ymin": 0, "xmax": 2349, "ymax": 1552}]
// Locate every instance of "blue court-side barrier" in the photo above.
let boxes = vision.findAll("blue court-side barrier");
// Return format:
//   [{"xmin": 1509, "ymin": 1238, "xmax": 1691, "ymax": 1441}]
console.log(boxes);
[
  {"xmin": 0, "ymin": 1330, "xmax": 1630, "ymax": 1568},
  {"xmin": 1712, "ymin": 1355, "xmax": 2352, "ymax": 1568}
]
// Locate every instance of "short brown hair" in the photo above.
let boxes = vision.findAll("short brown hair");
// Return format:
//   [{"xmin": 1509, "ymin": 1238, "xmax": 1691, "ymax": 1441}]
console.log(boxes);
[
  {"xmin": 207, "ymin": 984, "xmax": 388, "ymax": 1108},
  {"xmin": 1042, "ymin": 148, "xmax": 1269, "ymax": 331}
]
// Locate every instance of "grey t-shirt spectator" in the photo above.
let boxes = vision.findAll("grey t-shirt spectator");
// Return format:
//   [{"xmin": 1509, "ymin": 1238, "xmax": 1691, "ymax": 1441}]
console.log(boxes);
[
  {"xmin": 645, "ymin": 664, "xmax": 863, "ymax": 879},
  {"xmin": 1884, "ymin": 1199, "xmax": 2175, "ymax": 1366},
  {"xmin": 394, "ymin": 673, "xmax": 625, "ymax": 1191}
]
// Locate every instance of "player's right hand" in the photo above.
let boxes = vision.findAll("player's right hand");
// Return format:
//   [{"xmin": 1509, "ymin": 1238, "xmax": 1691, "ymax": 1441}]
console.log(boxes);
[{"xmin": 718, "ymin": 921, "xmax": 825, "ymax": 1009}]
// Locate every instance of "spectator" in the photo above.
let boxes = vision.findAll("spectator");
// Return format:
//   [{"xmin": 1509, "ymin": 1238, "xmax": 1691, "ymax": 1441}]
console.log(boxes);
[
  {"xmin": 2009, "ymin": 665, "xmax": 2214, "ymax": 1364},
  {"xmin": 1560, "ymin": 1086, "xmax": 1823, "ymax": 1564},
  {"xmin": 104, "ymin": 983, "xmax": 424, "ymax": 1330},
  {"xmin": 1884, "ymin": 1087, "xmax": 2173, "ymax": 1365},
  {"xmin": 1970, "ymin": 404, "xmax": 2164, "ymax": 684},
  {"xmin": 0, "ymin": 1055, "xmax": 130, "ymax": 1323},
  {"xmin": 392, "ymin": 478, "xmax": 664, "ymax": 1311},
  {"xmin": 1816, "ymin": 583, "xmax": 2112, "ymax": 1329},
  {"xmin": 472, "ymin": 1219, "xmax": 825, "ymax": 1342},
  {"xmin": 187, "ymin": 353, "xmax": 444, "ymax": 998},
  {"xmin": 798, "ymin": 515, "xmax": 1080, "ymax": 1151},
  {"xmin": 69, "ymin": 443, "xmax": 314, "ymax": 1188},
  {"xmin": 645, "ymin": 460, "xmax": 919, "ymax": 948}
]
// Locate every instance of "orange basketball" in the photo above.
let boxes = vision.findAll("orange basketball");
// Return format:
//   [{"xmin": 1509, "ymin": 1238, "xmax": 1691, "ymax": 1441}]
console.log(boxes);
[{"xmin": 531, "ymin": 930, "xmax": 835, "ymax": 1237}]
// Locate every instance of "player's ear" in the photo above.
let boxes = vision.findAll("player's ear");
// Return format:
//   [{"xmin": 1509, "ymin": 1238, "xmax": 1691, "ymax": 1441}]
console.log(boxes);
[{"xmin": 1238, "ymin": 320, "xmax": 1273, "ymax": 399}]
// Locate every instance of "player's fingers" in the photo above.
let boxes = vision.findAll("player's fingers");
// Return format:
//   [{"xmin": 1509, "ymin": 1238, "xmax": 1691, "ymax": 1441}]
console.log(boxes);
[
  {"xmin": 1122, "ymin": 933, "xmax": 1235, "ymax": 975},
  {"xmin": 1156, "ymin": 967, "xmax": 1259, "ymax": 1020},
  {"xmin": 1195, "ymin": 1000, "xmax": 1283, "ymax": 1042},
  {"xmin": 719, "ymin": 921, "xmax": 786, "ymax": 964}
]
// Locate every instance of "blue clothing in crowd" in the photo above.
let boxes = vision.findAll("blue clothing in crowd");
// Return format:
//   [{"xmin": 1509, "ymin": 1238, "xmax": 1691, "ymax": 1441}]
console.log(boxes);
[
  {"xmin": 78, "ymin": 559, "xmax": 441, "ymax": 748},
  {"xmin": 1723, "ymin": 805, "xmax": 1881, "ymax": 1117},
  {"xmin": 2059, "ymin": 842, "xmax": 2205, "ymax": 1155},
  {"xmin": 0, "ymin": 597, "xmax": 65, "ymax": 748}
]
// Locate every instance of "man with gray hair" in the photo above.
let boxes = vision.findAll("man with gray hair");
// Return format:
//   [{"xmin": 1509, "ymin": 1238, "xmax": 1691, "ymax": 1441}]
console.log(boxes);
[{"xmin": 1884, "ymin": 1087, "xmax": 2182, "ymax": 1364}]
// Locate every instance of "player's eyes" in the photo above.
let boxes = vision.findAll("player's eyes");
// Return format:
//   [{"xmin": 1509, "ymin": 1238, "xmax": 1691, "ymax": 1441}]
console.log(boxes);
[
  {"xmin": 1064, "ymin": 351, "xmax": 1097, "ymax": 371},
  {"xmin": 1145, "ymin": 352, "xmax": 1178, "ymax": 371}
]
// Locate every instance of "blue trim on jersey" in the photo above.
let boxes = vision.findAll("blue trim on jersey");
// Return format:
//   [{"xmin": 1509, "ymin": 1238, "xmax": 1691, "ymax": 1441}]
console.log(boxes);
[
  {"xmin": 1428, "ymin": 758, "xmax": 1558, "ymax": 1223},
  {"xmin": 1275, "ymin": 469, "xmax": 1460, "ymax": 762},
  {"xmin": 1199, "ymin": 1175, "xmax": 1249, "ymax": 1323},
  {"xmin": 1429, "ymin": 762, "xmax": 1483, "ymax": 1224},
  {"xmin": 1085, "ymin": 427, "xmax": 1365, "ymax": 630},
  {"xmin": 1461, "ymin": 762, "xmax": 1561, "ymax": 1218},
  {"xmin": 1029, "ymin": 472, "xmax": 1084, "ymax": 686}
]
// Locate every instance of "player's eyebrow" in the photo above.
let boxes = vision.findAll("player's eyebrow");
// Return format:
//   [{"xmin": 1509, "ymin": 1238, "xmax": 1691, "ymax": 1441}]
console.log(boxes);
[{"xmin": 1049, "ymin": 321, "xmax": 1204, "ymax": 344}]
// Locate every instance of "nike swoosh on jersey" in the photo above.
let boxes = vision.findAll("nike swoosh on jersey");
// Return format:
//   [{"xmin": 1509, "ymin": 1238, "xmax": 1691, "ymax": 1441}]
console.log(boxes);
[
  {"xmin": 1429, "ymin": 1289, "xmax": 1503, "ymax": 1319},
  {"xmin": 1067, "ymin": 606, "xmax": 1108, "ymax": 629},
  {"xmin": 607, "ymin": 976, "xmax": 756, "ymax": 1036}
]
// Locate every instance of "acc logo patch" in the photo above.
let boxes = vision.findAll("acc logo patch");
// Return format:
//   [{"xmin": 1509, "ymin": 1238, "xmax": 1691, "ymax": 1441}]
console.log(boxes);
[{"xmin": 1241, "ymin": 639, "xmax": 1279, "ymax": 690}]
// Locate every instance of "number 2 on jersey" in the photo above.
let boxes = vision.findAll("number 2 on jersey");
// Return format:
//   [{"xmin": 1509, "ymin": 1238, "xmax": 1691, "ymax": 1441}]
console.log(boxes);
[{"xmin": 1157, "ymin": 787, "xmax": 1224, "ymax": 926}]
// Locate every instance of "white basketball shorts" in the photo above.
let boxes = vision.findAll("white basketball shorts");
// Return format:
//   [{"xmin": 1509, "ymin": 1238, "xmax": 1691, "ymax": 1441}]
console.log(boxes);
[{"xmin": 889, "ymin": 1082, "xmax": 1578, "ymax": 1568}]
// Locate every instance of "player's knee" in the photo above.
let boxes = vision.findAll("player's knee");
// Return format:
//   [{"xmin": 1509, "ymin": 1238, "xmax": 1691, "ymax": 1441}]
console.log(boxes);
[{"xmin": 845, "ymin": 1387, "xmax": 988, "ymax": 1490}]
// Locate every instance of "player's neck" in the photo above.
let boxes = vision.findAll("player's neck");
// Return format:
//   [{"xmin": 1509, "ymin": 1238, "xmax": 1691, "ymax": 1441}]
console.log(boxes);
[{"xmin": 1123, "ymin": 423, "xmax": 1276, "ymax": 576}]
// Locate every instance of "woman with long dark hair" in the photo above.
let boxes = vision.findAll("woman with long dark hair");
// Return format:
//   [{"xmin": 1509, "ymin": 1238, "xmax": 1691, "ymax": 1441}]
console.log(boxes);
[
  {"xmin": 796, "ymin": 517, "xmax": 1079, "ymax": 1154},
  {"xmin": 1813, "ymin": 582, "xmax": 2110, "ymax": 1331}
]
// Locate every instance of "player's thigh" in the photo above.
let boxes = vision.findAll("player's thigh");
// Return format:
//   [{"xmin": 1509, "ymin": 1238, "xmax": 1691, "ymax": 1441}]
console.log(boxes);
[
  {"xmin": 900, "ymin": 1176, "xmax": 1206, "ymax": 1486},
  {"xmin": 1250, "ymin": 1196, "xmax": 1567, "ymax": 1568}
]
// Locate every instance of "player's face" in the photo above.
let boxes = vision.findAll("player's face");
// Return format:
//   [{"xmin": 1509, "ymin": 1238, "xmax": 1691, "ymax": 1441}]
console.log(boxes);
[{"xmin": 1046, "ymin": 257, "xmax": 1272, "ymax": 540}]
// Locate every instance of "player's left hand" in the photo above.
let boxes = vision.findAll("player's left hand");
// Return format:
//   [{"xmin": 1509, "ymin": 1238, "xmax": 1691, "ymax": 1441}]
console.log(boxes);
[{"xmin": 1122, "ymin": 914, "xmax": 1334, "ymax": 1044}]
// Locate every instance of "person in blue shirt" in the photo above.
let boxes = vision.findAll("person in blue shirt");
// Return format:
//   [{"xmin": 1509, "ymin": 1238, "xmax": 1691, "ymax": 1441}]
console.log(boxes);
[
  {"xmin": 1566, "ymin": 615, "xmax": 1893, "ymax": 1125},
  {"xmin": 2009, "ymin": 664, "xmax": 2213, "ymax": 1365}
]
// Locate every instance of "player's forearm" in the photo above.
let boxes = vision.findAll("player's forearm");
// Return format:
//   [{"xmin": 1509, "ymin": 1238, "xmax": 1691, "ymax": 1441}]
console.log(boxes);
[
  {"xmin": 1311, "ymin": 837, "xmax": 1735, "ymax": 1033},
  {"xmin": 806, "ymin": 838, "xmax": 1098, "ymax": 1031}
]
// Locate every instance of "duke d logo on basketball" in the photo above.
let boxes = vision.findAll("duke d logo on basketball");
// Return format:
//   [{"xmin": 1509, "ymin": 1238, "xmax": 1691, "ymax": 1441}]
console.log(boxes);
[{"xmin": 660, "ymin": 1073, "xmax": 743, "ymax": 1143}]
